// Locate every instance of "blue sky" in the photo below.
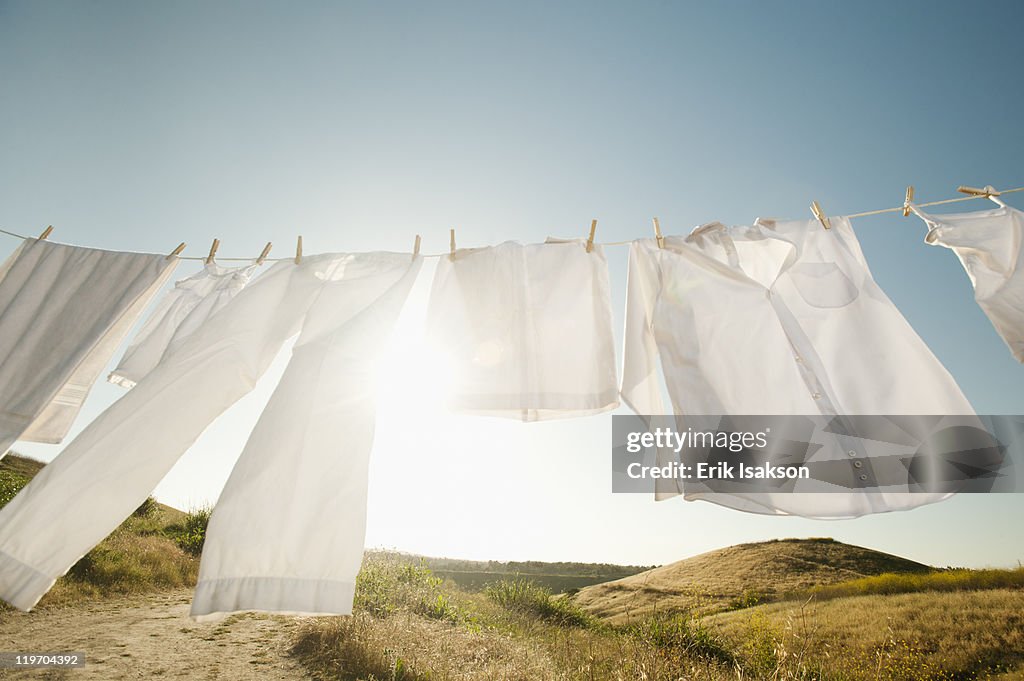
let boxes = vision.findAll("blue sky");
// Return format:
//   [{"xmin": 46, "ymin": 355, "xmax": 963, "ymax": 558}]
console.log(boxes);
[{"xmin": 1, "ymin": 0, "xmax": 1023, "ymax": 568}]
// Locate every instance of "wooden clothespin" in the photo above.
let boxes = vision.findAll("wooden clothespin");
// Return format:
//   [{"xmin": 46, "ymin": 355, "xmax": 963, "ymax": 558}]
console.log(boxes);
[
  {"xmin": 902, "ymin": 186, "xmax": 915, "ymax": 217},
  {"xmin": 206, "ymin": 238, "xmax": 220, "ymax": 264},
  {"xmin": 449, "ymin": 228, "xmax": 456, "ymax": 261},
  {"xmin": 653, "ymin": 217, "xmax": 665, "ymax": 249},
  {"xmin": 166, "ymin": 242, "xmax": 186, "ymax": 260},
  {"xmin": 257, "ymin": 242, "xmax": 273, "ymax": 265},
  {"xmin": 958, "ymin": 184, "xmax": 1007, "ymax": 207},
  {"xmin": 810, "ymin": 201, "xmax": 831, "ymax": 230},
  {"xmin": 413, "ymin": 234, "xmax": 421, "ymax": 260},
  {"xmin": 958, "ymin": 184, "xmax": 1001, "ymax": 198},
  {"xmin": 38, "ymin": 225, "xmax": 53, "ymax": 240},
  {"xmin": 294, "ymin": 236, "xmax": 303, "ymax": 264},
  {"xmin": 586, "ymin": 219, "xmax": 597, "ymax": 253}
]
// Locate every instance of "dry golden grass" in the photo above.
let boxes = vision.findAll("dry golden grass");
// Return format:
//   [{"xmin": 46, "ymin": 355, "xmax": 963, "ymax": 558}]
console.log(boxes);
[
  {"xmin": 705, "ymin": 588, "xmax": 1024, "ymax": 679},
  {"xmin": 572, "ymin": 538, "xmax": 930, "ymax": 624},
  {"xmin": 39, "ymin": 529, "xmax": 198, "ymax": 608},
  {"xmin": 293, "ymin": 611, "xmax": 561, "ymax": 680}
]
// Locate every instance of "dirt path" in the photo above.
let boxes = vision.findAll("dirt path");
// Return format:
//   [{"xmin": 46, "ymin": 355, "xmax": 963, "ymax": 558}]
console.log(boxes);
[{"xmin": 0, "ymin": 589, "xmax": 311, "ymax": 679}]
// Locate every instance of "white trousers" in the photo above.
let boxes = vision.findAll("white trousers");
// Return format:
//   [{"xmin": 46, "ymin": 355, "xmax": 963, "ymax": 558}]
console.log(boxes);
[{"xmin": 0, "ymin": 252, "xmax": 421, "ymax": 614}]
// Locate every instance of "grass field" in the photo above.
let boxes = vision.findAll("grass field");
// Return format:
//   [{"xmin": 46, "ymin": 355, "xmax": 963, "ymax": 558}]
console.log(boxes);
[
  {"xmin": 3, "ymin": 452, "xmax": 1022, "ymax": 679},
  {"xmin": 293, "ymin": 553, "xmax": 1024, "ymax": 680}
]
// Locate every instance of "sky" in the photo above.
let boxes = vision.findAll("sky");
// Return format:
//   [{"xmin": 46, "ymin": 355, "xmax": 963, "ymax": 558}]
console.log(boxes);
[{"xmin": 1, "ymin": 0, "xmax": 1023, "ymax": 569}]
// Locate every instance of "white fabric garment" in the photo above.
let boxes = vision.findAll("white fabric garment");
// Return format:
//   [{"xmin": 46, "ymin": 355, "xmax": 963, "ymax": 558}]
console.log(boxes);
[
  {"xmin": 910, "ymin": 202, "xmax": 1024, "ymax": 362},
  {"xmin": 621, "ymin": 217, "xmax": 975, "ymax": 518},
  {"xmin": 0, "ymin": 252, "xmax": 421, "ymax": 614},
  {"xmin": 109, "ymin": 260, "xmax": 257, "ymax": 388},
  {"xmin": 191, "ymin": 255, "xmax": 420, "ymax": 620},
  {"xmin": 426, "ymin": 239, "xmax": 618, "ymax": 421},
  {"xmin": 0, "ymin": 239, "xmax": 178, "ymax": 455}
]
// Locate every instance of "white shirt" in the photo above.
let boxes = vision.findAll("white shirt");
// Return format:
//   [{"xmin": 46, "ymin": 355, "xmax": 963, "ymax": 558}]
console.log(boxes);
[
  {"xmin": 109, "ymin": 260, "xmax": 257, "ymax": 388},
  {"xmin": 911, "ymin": 203, "xmax": 1024, "ymax": 362},
  {"xmin": 622, "ymin": 216, "xmax": 976, "ymax": 517},
  {"xmin": 427, "ymin": 239, "xmax": 619, "ymax": 421}
]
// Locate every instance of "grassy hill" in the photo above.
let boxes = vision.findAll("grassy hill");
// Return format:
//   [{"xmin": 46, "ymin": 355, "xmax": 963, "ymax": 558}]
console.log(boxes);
[
  {"xmin": 703, "ymin": 587, "xmax": 1024, "ymax": 679},
  {"xmin": 571, "ymin": 537, "xmax": 931, "ymax": 624},
  {"xmin": 292, "ymin": 552, "xmax": 1024, "ymax": 680},
  {"xmin": 0, "ymin": 452, "xmax": 200, "ymax": 606}
]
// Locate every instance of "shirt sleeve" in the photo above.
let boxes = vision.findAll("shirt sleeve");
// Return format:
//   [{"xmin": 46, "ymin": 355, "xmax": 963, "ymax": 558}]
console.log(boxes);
[{"xmin": 620, "ymin": 241, "xmax": 667, "ymax": 416}]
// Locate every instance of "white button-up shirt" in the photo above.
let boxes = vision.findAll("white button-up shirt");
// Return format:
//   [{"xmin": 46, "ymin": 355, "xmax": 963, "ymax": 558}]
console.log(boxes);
[{"xmin": 621, "ymin": 216, "xmax": 976, "ymax": 517}]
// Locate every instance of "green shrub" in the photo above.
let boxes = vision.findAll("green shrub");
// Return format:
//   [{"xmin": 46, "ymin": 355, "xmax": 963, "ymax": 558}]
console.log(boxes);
[
  {"xmin": 132, "ymin": 496, "xmax": 160, "ymax": 518},
  {"xmin": 0, "ymin": 469, "xmax": 29, "ymax": 509},
  {"xmin": 165, "ymin": 505, "xmax": 212, "ymax": 556},
  {"xmin": 726, "ymin": 588, "xmax": 764, "ymax": 611},
  {"xmin": 626, "ymin": 613, "xmax": 734, "ymax": 664},
  {"xmin": 354, "ymin": 553, "xmax": 474, "ymax": 626},
  {"xmin": 484, "ymin": 578, "xmax": 595, "ymax": 628}
]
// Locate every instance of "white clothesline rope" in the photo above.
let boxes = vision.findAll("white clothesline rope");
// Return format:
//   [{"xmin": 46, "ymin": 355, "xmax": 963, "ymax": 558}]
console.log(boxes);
[{"xmin": 1, "ymin": 185, "xmax": 1021, "ymax": 263}]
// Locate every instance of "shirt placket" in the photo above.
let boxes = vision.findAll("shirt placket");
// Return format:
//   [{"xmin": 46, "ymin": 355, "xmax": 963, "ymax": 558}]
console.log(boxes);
[{"xmin": 727, "ymin": 229, "xmax": 882, "ymax": 496}]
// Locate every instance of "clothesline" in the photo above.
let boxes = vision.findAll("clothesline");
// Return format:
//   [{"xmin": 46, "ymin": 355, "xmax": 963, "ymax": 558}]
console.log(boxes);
[{"xmin": 1, "ymin": 184, "xmax": 1020, "ymax": 262}]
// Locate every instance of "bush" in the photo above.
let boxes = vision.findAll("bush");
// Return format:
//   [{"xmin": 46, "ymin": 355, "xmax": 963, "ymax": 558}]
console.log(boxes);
[
  {"xmin": 484, "ymin": 578, "xmax": 595, "ymax": 628},
  {"xmin": 165, "ymin": 505, "xmax": 212, "ymax": 556},
  {"xmin": 0, "ymin": 469, "xmax": 29, "ymax": 509},
  {"xmin": 355, "ymin": 553, "xmax": 471, "ymax": 625},
  {"xmin": 626, "ymin": 613, "xmax": 734, "ymax": 664},
  {"xmin": 132, "ymin": 496, "xmax": 160, "ymax": 518}
]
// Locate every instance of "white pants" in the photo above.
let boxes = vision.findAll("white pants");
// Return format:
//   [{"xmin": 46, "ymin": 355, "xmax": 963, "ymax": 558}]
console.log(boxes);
[
  {"xmin": 0, "ymin": 239, "xmax": 177, "ymax": 454},
  {"xmin": 0, "ymin": 252, "xmax": 421, "ymax": 614}
]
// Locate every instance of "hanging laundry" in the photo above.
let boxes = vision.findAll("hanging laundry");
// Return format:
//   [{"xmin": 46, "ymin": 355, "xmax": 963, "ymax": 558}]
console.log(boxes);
[
  {"xmin": 621, "ymin": 217, "xmax": 976, "ymax": 518},
  {"xmin": 109, "ymin": 260, "xmax": 258, "ymax": 388},
  {"xmin": 0, "ymin": 239, "xmax": 178, "ymax": 456},
  {"xmin": 426, "ymin": 239, "xmax": 618, "ymax": 421},
  {"xmin": 0, "ymin": 252, "xmax": 421, "ymax": 615},
  {"xmin": 910, "ymin": 203, "xmax": 1024, "ymax": 362}
]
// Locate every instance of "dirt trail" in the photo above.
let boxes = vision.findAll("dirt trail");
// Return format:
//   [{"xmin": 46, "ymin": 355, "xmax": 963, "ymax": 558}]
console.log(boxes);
[{"xmin": 0, "ymin": 589, "xmax": 310, "ymax": 679}]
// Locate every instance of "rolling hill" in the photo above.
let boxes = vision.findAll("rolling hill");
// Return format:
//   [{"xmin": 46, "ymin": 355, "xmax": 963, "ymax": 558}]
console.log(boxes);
[{"xmin": 571, "ymin": 537, "xmax": 931, "ymax": 624}]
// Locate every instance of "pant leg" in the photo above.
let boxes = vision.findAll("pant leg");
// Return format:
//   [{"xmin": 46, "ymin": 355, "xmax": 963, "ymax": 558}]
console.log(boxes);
[
  {"xmin": 191, "ymin": 254, "xmax": 421, "ymax": 619},
  {"xmin": 0, "ymin": 261, "xmax": 314, "ymax": 611}
]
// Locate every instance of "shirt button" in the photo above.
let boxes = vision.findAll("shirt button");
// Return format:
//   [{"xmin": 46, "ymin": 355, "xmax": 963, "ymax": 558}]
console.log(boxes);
[
  {"xmin": 811, "ymin": 392, "xmax": 821, "ymax": 400},
  {"xmin": 854, "ymin": 461, "xmax": 863, "ymax": 468},
  {"xmin": 848, "ymin": 450, "xmax": 856, "ymax": 457},
  {"xmin": 859, "ymin": 474, "xmax": 868, "ymax": 481},
  {"xmin": 794, "ymin": 355, "xmax": 803, "ymax": 363}
]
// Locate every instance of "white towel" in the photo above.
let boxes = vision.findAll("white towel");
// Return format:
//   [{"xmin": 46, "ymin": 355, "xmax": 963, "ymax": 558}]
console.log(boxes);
[{"xmin": 0, "ymin": 239, "xmax": 177, "ymax": 454}]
